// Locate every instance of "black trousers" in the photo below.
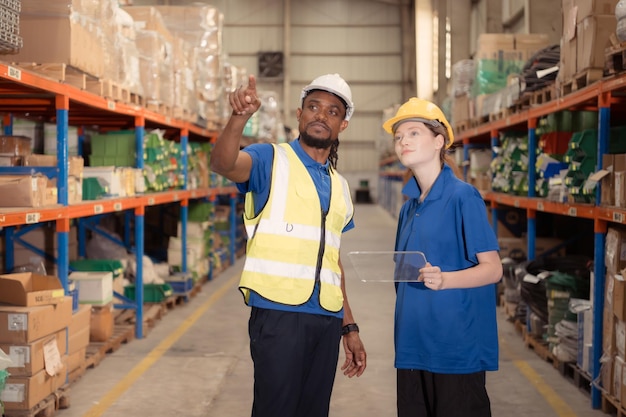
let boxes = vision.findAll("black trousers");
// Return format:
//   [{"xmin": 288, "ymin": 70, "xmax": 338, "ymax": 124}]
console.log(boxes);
[
  {"xmin": 249, "ymin": 307, "xmax": 343, "ymax": 417},
  {"xmin": 397, "ymin": 369, "xmax": 491, "ymax": 417}
]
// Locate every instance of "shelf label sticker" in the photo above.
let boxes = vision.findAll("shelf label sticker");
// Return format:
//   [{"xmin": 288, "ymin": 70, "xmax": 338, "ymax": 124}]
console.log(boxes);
[
  {"xmin": 8, "ymin": 66, "xmax": 21, "ymax": 80},
  {"xmin": 107, "ymin": 100, "xmax": 116, "ymax": 110},
  {"xmin": 537, "ymin": 202, "xmax": 544, "ymax": 211},
  {"xmin": 173, "ymin": 193, "xmax": 179, "ymax": 201},
  {"xmin": 514, "ymin": 200, "xmax": 520, "ymax": 208},
  {"xmin": 614, "ymin": 211, "xmax": 625, "ymax": 223},
  {"xmin": 113, "ymin": 202, "xmax": 122, "ymax": 211},
  {"xmin": 568, "ymin": 207, "xmax": 577, "ymax": 217},
  {"xmin": 147, "ymin": 197, "xmax": 155, "ymax": 205},
  {"xmin": 25, "ymin": 212, "xmax": 40, "ymax": 224},
  {"xmin": 94, "ymin": 204, "xmax": 104, "ymax": 214}
]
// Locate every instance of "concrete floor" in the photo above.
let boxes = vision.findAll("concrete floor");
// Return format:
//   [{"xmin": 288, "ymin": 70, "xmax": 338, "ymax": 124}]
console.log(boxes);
[{"xmin": 55, "ymin": 204, "xmax": 609, "ymax": 417}]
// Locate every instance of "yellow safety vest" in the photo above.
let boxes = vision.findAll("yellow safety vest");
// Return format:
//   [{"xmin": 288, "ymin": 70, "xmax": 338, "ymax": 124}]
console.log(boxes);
[{"xmin": 239, "ymin": 143, "xmax": 354, "ymax": 312}]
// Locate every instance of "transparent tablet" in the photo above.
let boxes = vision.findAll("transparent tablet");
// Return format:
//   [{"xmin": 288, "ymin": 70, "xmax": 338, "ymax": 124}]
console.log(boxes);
[{"xmin": 347, "ymin": 251, "xmax": 428, "ymax": 282}]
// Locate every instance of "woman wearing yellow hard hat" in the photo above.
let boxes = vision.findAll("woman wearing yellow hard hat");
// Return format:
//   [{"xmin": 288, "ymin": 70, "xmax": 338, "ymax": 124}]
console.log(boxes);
[{"xmin": 384, "ymin": 97, "xmax": 502, "ymax": 417}]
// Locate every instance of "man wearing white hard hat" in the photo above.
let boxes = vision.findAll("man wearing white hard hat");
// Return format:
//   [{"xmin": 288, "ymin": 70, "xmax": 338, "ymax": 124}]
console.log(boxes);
[{"xmin": 210, "ymin": 73, "xmax": 367, "ymax": 417}]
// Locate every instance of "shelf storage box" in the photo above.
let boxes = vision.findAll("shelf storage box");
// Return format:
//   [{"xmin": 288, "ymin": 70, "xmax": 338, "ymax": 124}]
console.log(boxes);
[
  {"xmin": 124, "ymin": 283, "xmax": 173, "ymax": 303},
  {"xmin": 68, "ymin": 271, "xmax": 113, "ymax": 306}
]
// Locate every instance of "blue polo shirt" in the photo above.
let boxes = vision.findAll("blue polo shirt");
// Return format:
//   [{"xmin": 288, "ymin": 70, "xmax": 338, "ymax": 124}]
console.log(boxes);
[
  {"xmin": 394, "ymin": 165, "xmax": 499, "ymax": 373},
  {"xmin": 237, "ymin": 139, "xmax": 354, "ymax": 318}
]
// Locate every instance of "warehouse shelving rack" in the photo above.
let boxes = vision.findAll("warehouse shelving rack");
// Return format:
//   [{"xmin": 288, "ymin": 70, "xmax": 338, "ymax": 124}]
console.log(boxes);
[
  {"xmin": 454, "ymin": 75, "xmax": 626, "ymax": 409},
  {"xmin": 0, "ymin": 62, "xmax": 238, "ymax": 339}
]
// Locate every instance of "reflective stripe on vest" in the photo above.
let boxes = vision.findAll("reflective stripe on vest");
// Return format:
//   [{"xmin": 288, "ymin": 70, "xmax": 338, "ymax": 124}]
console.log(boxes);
[{"xmin": 239, "ymin": 143, "xmax": 353, "ymax": 312}]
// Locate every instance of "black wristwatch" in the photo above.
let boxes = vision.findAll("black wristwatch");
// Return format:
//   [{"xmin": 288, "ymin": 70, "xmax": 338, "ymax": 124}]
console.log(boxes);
[{"xmin": 341, "ymin": 323, "xmax": 359, "ymax": 336}]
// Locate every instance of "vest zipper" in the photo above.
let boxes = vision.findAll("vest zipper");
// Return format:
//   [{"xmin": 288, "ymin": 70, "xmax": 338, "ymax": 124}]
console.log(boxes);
[{"xmin": 316, "ymin": 210, "xmax": 327, "ymax": 283}]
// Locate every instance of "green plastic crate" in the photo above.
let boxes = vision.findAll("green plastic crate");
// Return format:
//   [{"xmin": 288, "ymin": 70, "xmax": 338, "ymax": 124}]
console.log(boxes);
[
  {"xmin": 90, "ymin": 131, "xmax": 136, "ymax": 156},
  {"xmin": 82, "ymin": 177, "xmax": 107, "ymax": 200},
  {"xmin": 89, "ymin": 154, "xmax": 117, "ymax": 166},
  {"xmin": 70, "ymin": 259, "xmax": 124, "ymax": 278},
  {"xmin": 124, "ymin": 283, "xmax": 173, "ymax": 303}
]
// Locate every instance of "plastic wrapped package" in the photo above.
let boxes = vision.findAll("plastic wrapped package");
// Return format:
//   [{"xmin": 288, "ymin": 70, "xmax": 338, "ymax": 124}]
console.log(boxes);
[
  {"xmin": 152, "ymin": 5, "xmax": 223, "ymax": 53},
  {"xmin": 257, "ymin": 92, "xmax": 280, "ymax": 143},
  {"xmin": 196, "ymin": 52, "xmax": 223, "ymax": 102},
  {"xmin": 617, "ymin": 1, "xmax": 626, "ymax": 41},
  {"xmin": 19, "ymin": 0, "xmax": 115, "ymax": 19},
  {"xmin": 451, "ymin": 59, "xmax": 475, "ymax": 97},
  {"xmin": 135, "ymin": 29, "xmax": 173, "ymax": 105}
]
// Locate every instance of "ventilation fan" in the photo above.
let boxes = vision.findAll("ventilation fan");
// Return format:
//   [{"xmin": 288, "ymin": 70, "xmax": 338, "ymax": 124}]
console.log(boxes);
[{"xmin": 258, "ymin": 51, "xmax": 284, "ymax": 78}]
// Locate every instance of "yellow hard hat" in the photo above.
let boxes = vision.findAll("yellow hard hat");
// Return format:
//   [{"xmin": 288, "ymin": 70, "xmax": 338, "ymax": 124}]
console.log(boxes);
[{"xmin": 383, "ymin": 97, "xmax": 454, "ymax": 148}]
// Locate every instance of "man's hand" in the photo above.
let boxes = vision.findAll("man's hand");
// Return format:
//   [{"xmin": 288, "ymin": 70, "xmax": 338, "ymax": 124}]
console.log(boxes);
[
  {"xmin": 230, "ymin": 74, "xmax": 261, "ymax": 116},
  {"xmin": 340, "ymin": 332, "xmax": 367, "ymax": 378}
]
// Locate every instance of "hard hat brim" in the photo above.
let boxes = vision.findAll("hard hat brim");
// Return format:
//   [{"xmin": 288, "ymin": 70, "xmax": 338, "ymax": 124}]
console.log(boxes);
[{"xmin": 383, "ymin": 114, "xmax": 455, "ymax": 148}]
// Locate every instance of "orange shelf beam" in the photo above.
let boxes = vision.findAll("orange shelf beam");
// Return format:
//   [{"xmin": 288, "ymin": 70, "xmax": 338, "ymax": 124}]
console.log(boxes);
[
  {"xmin": 595, "ymin": 206, "xmax": 626, "ymax": 225},
  {"xmin": 0, "ymin": 206, "xmax": 66, "ymax": 227}
]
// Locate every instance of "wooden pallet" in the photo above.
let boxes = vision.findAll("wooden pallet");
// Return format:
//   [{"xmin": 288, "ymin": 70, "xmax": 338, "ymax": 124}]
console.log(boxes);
[
  {"xmin": 3, "ymin": 385, "xmax": 70, "ymax": 417},
  {"xmin": 85, "ymin": 324, "xmax": 135, "ymax": 369},
  {"xmin": 557, "ymin": 361, "xmax": 592, "ymax": 395},
  {"xmin": 174, "ymin": 282, "xmax": 202, "ymax": 304},
  {"xmin": 511, "ymin": 93, "xmax": 531, "ymax": 112},
  {"xmin": 531, "ymin": 85, "xmax": 557, "ymax": 106},
  {"xmin": 602, "ymin": 392, "xmax": 626, "ymax": 417},
  {"xmin": 114, "ymin": 303, "xmax": 167, "ymax": 335},
  {"xmin": 469, "ymin": 115, "xmax": 489, "ymax": 129},
  {"xmin": 145, "ymin": 100, "xmax": 171, "ymax": 117},
  {"xmin": 453, "ymin": 119, "xmax": 470, "ymax": 135},
  {"xmin": 502, "ymin": 301, "xmax": 518, "ymax": 320},
  {"xmin": 605, "ymin": 42, "xmax": 626, "ymax": 75},
  {"xmin": 559, "ymin": 68, "xmax": 604, "ymax": 96},
  {"xmin": 13, "ymin": 62, "xmax": 98, "ymax": 91},
  {"xmin": 488, "ymin": 107, "xmax": 512, "ymax": 122},
  {"xmin": 523, "ymin": 329, "xmax": 557, "ymax": 365}
]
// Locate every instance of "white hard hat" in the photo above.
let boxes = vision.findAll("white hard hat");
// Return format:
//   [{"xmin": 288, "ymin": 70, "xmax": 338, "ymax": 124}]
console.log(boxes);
[{"xmin": 301, "ymin": 73, "xmax": 354, "ymax": 120}]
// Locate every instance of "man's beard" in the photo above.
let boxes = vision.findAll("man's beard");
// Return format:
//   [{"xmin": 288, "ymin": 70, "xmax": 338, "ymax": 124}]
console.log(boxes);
[{"xmin": 300, "ymin": 130, "xmax": 335, "ymax": 149}]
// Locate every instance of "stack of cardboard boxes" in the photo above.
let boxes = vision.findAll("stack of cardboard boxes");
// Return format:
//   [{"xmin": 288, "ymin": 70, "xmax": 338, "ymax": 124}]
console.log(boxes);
[
  {"xmin": 601, "ymin": 226, "xmax": 626, "ymax": 402},
  {"xmin": 0, "ymin": 273, "xmax": 76, "ymax": 412},
  {"xmin": 558, "ymin": 0, "xmax": 618, "ymax": 86}
]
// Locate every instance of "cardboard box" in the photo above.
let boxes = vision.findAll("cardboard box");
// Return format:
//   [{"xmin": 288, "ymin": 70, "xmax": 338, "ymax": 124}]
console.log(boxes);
[
  {"xmin": 13, "ymin": 17, "xmax": 105, "ymax": 78},
  {"xmin": 90, "ymin": 303, "xmax": 114, "ymax": 342},
  {"xmin": 575, "ymin": 0, "xmax": 619, "ymax": 21},
  {"xmin": 604, "ymin": 286, "xmax": 616, "ymax": 355},
  {"xmin": 24, "ymin": 155, "xmax": 84, "ymax": 178},
  {"xmin": 0, "ymin": 175, "xmax": 47, "ymax": 207},
  {"xmin": 68, "ymin": 304, "xmax": 91, "ymax": 354},
  {"xmin": 0, "ymin": 272, "xmax": 65, "ymax": 306},
  {"xmin": 515, "ymin": 34, "xmax": 551, "ymax": 61},
  {"xmin": 576, "ymin": 15, "xmax": 617, "ymax": 71},
  {"xmin": 603, "ymin": 354, "xmax": 615, "ymax": 395},
  {"xmin": 606, "ymin": 228, "xmax": 626, "ymax": 274},
  {"xmin": 67, "ymin": 347, "xmax": 86, "ymax": 373},
  {"xmin": 0, "ymin": 297, "xmax": 73, "ymax": 344},
  {"xmin": 23, "ymin": 154, "xmax": 56, "ymax": 167},
  {"xmin": 1, "ymin": 363, "xmax": 67, "ymax": 411},
  {"xmin": 616, "ymin": 171, "xmax": 626, "ymax": 208},
  {"xmin": 613, "ymin": 270, "xmax": 626, "ymax": 321},
  {"xmin": 618, "ymin": 356, "xmax": 626, "ymax": 401},
  {"xmin": 601, "ymin": 154, "xmax": 615, "ymax": 206},
  {"xmin": 0, "ymin": 328, "xmax": 67, "ymax": 377}
]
